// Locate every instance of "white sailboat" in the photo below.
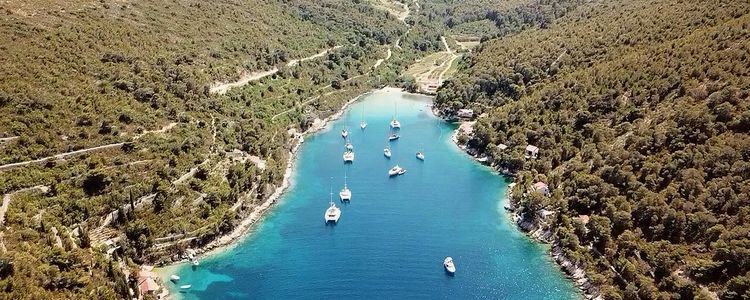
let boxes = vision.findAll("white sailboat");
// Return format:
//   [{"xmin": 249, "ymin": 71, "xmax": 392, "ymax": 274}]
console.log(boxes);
[
  {"xmin": 444, "ymin": 257, "xmax": 456, "ymax": 274},
  {"xmin": 389, "ymin": 131, "xmax": 400, "ymax": 141},
  {"xmin": 343, "ymin": 150, "xmax": 355, "ymax": 163},
  {"xmin": 324, "ymin": 187, "xmax": 341, "ymax": 223},
  {"xmin": 360, "ymin": 102, "xmax": 367, "ymax": 129},
  {"xmin": 339, "ymin": 174, "xmax": 352, "ymax": 201},
  {"xmin": 384, "ymin": 144, "xmax": 392, "ymax": 158},
  {"xmin": 416, "ymin": 144, "xmax": 425, "ymax": 160},
  {"xmin": 390, "ymin": 101, "xmax": 401, "ymax": 129},
  {"xmin": 341, "ymin": 128, "xmax": 349, "ymax": 138}
]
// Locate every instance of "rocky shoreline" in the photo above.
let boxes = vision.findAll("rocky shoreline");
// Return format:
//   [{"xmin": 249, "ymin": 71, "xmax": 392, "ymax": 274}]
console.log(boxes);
[{"xmin": 447, "ymin": 118, "xmax": 602, "ymax": 300}]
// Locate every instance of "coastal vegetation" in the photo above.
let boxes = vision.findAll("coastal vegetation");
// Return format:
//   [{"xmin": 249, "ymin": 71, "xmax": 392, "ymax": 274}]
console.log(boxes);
[
  {"xmin": 3, "ymin": 0, "xmax": 747, "ymax": 298},
  {"xmin": 436, "ymin": 0, "xmax": 750, "ymax": 298},
  {"xmin": 0, "ymin": 0, "xmax": 413, "ymax": 298}
]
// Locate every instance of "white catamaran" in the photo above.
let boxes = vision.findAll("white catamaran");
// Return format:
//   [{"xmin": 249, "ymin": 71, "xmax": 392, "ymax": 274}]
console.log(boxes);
[
  {"xmin": 324, "ymin": 187, "xmax": 341, "ymax": 223},
  {"xmin": 343, "ymin": 150, "xmax": 355, "ymax": 163},
  {"xmin": 390, "ymin": 100, "xmax": 401, "ymax": 129},
  {"xmin": 339, "ymin": 174, "xmax": 352, "ymax": 201}
]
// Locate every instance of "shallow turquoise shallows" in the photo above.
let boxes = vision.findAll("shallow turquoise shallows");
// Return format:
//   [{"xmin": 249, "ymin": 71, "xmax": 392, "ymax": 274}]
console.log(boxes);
[{"xmin": 159, "ymin": 89, "xmax": 578, "ymax": 299}]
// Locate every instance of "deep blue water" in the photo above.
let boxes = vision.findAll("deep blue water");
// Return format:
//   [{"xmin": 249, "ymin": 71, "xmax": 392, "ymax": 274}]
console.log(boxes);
[{"xmin": 159, "ymin": 89, "xmax": 578, "ymax": 299}]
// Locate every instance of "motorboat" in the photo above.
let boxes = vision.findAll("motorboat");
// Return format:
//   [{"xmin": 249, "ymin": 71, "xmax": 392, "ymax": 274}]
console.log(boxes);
[
  {"xmin": 444, "ymin": 257, "xmax": 456, "ymax": 274},
  {"xmin": 180, "ymin": 285, "xmax": 192, "ymax": 290},
  {"xmin": 170, "ymin": 275, "xmax": 180, "ymax": 282},
  {"xmin": 388, "ymin": 165, "xmax": 404, "ymax": 176},
  {"xmin": 416, "ymin": 151, "xmax": 425, "ymax": 160},
  {"xmin": 343, "ymin": 150, "xmax": 355, "ymax": 163},
  {"xmin": 384, "ymin": 146, "xmax": 392, "ymax": 158},
  {"xmin": 192, "ymin": 260, "xmax": 200, "ymax": 267},
  {"xmin": 341, "ymin": 129, "xmax": 349, "ymax": 138},
  {"xmin": 339, "ymin": 175, "xmax": 352, "ymax": 201},
  {"xmin": 346, "ymin": 142, "xmax": 354, "ymax": 151},
  {"xmin": 398, "ymin": 168, "xmax": 407, "ymax": 175},
  {"xmin": 360, "ymin": 121, "xmax": 367, "ymax": 129},
  {"xmin": 389, "ymin": 133, "xmax": 400, "ymax": 141},
  {"xmin": 324, "ymin": 191, "xmax": 341, "ymax": 223}
]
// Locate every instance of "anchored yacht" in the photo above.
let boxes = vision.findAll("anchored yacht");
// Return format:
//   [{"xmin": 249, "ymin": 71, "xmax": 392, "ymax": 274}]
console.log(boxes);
[
  {"xmin": 360, "ymin": 102, "xmax": 367, "ymax": 129},
  {"xmin": 388, "ymin": 165, "xmax": 405, "ymax": 176},
  {"xmin": 389, "ymin": 133, "xmax": 400, "ymax": 141},
  {"xmin": 444, "ymin": 257, "xmax": 456, "ymax": 274},
  {"xmin": 324, "ymin": 191, "xmax": 341, "ymax": 223},
  {"xmin": 416, "ymin": 151, "xmax": 425, "ymax": 161},
  {"xmin": 390, "ymin": 119, "xmax": 401, "ymax": 129},
  {"xmin": 384, "ymin": 145, "xmax": 392, "ymax": 158},
  {"xmin": 339, "ymin": 175, "xmax": 352, "ymax": 201},
  {"xmin": 343, "ymin": 150, "xmax": 355, "ymax": 163}
]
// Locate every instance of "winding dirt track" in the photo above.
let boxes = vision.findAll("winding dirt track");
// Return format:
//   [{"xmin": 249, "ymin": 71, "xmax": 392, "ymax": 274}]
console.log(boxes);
[
  {"xmin": 209, "ymin": 46, "xmax": 342, "ymax": 95},
  {"xmin": 0, "ymin": 185, "xmax": 49, "ymax": 226},
  {"xmin": 0, "ymin": 122, "xmax": 178, "ymax": 172}
]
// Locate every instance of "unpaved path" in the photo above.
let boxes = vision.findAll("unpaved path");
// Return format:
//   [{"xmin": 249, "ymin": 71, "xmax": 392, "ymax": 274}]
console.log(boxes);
[
  {"xmin": 0, "ymin": 143, "xmax": 126, "ymax": 171},
  {"xmin": 210, "ymin": 45, "xmax": 342, "ymax": 95},
  {"xmin": 373, "ymin": 47, "xmax": 392, "ymax": 69},
  {"xmin": 0, "ymin": 136, "xmax": 18, "ymax": 144},
  {"xmin": 437, "ymin": 54, "xmax": 460, "ymax": 83},
  {"xmin": 0, "ymin": 122, "xmax": 179, "ymax": 171},
  {"xmin": 286, "ymin": 45, "xmax": 342, "ymax": 67},
  {"xmin": 272, "ymin": 45, "xmax": 391, "ymax": 121},
  {"xmin": 441, "ymin": 36, "xmax": 453, "ymax": 53},
  {"xmin": 0, "ymin": 185, "xmax": 49, "ymax": 226},
  {"xmin": 210, "ymin": 68, "xmax": 280, "ymax": 95}
]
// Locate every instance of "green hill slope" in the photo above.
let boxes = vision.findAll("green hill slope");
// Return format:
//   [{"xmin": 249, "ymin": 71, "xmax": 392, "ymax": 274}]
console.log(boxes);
[
  {"xmin": 436, "ymin": 0, "xmax": 750, "ymax": 298},
  {"xmin": 0, "ymin": 0, "xmax": 404, "ymax": 298}
]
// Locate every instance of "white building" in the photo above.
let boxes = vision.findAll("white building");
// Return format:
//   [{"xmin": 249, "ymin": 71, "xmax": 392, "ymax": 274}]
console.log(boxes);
[
  {"xmin": 457, "ymin": 109, "xmax": 474, "ymax": 119},
  {"xmin": 525, "ymin": 145, "xmax": 539, "ymax": 159},
  {"xmin": 533, "ymin": 182, "xmax": 550, "ymax": 197}
]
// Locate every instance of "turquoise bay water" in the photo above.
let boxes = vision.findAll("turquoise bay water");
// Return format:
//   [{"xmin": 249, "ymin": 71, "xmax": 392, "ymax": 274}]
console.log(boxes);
[{"xmin": 159, "ymin": 89, "xmax": 578, "ymax": 299}]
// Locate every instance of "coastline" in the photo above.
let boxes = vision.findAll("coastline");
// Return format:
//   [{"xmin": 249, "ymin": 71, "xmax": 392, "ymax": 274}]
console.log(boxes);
[
  {"xmin": 159, "ymin": 87, "xmax": 398, "ymax": 266},
  {"xmin": 446, "ymin": 118, "xmax": 600, "ymax": 300}
]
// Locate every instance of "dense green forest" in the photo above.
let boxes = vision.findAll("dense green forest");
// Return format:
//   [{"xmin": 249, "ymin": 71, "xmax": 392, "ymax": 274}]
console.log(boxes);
[
  {"xmin": 0, "ymin": 0, "xmax": 414, "ymax": 298},
  {"xmin": 5, "ymin": 0, "xmax": 748, "ymax": 298},
  {"xmin": 436, "ymin": 0, "xmax": 750, "ymax": 298}
]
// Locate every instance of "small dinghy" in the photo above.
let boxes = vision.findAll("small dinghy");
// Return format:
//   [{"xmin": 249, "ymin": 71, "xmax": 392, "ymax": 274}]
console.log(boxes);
[{"xmin": 170, "ymin": 275, "xmax": 180, "ymax": 282}]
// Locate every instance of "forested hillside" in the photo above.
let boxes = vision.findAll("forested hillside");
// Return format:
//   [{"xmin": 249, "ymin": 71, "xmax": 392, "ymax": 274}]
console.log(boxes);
[
  {"xmin": 436, "ymin": 0, "xmax": 750, "ymax": 298},
  {"xmin": 0, "ymin": 0, "xmax": 408, "ymax": 298}
]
